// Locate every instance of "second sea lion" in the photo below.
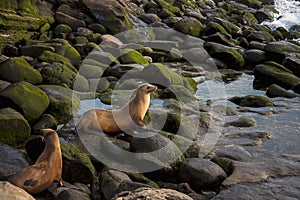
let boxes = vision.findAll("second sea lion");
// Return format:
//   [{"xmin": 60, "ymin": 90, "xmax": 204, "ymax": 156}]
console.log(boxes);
[{"xmin": 76, "ymin": 83, "xmax": 157, "ymax": 135}]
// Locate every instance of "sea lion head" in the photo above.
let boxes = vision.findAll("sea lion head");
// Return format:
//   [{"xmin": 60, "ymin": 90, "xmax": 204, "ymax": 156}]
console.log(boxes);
[
  {"xmin": 40, "ymin": 128, "xmax": 57, "ymax": 138},
  {"xmin": 137, "ymin": 83, "xmax": 157, "ymax": 94}
]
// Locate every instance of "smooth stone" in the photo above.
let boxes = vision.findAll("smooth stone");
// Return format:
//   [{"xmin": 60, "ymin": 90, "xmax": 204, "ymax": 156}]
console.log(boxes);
[
  {"xmin": 57, "ymin": 188, "xmax": 91, "ymax": 200},
  {"xmin": 225, "ymin": 116, "xmax": 256, "ymax": 127},
  {"xmin": 174, "ymin": 17, "xmax": 204, "ymax": 37},
  {"xmin": 180, "ymin": 158, "xmax": 227, "ymax": 191},
  {"xmin": 32, "ymin": 114, "xmax": 58, "ymax": 132},
  {"xmin": 225, "ymin": 131, "xmax": 271, "ymax": 146},
  {"xmin": 282, "ymin": 56, "xmax": 300, "ymax": 77},
  {"xmin": 0, "ymin": 181, "xmax": 35, "ymax": 200},
  {"xmin": 247, "ymin": 30, "xmax": 276, "ymax": 42},
  {"xmin": 57, "ymin": 4, "xmax": 94, "ymax": 24},
  {"xmin": 266, "ymin": 84, "xmax": 298, "ymax": 98},
  {"xmin": 88, "ymin": 23, "xmax": 107, "ymax": 34},
  {"xmin": 138, "ymin": 13, "xmax": 161, "ymax": 24},
  {"xmin": 54, "ymin": 24, "xmax": 72, "ymax": 35},
  {"xmin": 88, "ymin": 78, "xmax": 110, "ymax": 93},
  {"xmin": 100, "ymin": 169, "xmax": 132, "ymax": 200},
  {"xmin": 213, "ymin": 176, "xmax": 300, "ymax": 200},
  {"xmin": 0, "ymin": 80, "xmax": 10, "ymax": 91},
  {"xmin": 222, "ymin": 154, "xmax": 300, "ymax": 187},
  {"xmin": 55, "ymin": 12, "xmax": 86, "ymax": 31},
  {"xmin": 243, "ymin": 49, "xmax": 267, "ymax": 66},
  {"xmin": 0, "ymin": 144, "xmax": 29, "ymax": 179},
  {"xmin": 112, "ymin": 187, "xmax": 193, "ymax": 200},
  {"xmin": 229, "ymin": 95, "xmax": 274, "ymax": 107},
  {"xmin": 214, "ymin": 145, "xmax": 252, "ymax": 161}
]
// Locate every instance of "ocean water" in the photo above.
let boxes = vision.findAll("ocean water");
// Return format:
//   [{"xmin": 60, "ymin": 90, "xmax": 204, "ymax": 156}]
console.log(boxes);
[{"xmin": 263, "ymin": 0, "xmax": 300, "ymax": 31}]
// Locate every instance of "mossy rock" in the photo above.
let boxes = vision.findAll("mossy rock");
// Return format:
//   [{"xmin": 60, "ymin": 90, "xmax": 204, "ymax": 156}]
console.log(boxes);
[
  {"xmin": 142, "ymin": 63, "xmax": 193, "ymax": 91},
  {"xmin": 119, "ymin": 49, "xmax": 149, "ymax": 66},
  {"xmin": 155, "ymin": 0, "xmax": 181, "ymax": 14},
  {"xmin": 212, "ymin": 18, "xmax": 242, "ymax": 36},
  {"xmin": 266, "ymin": 84, "xmax": 298, "ymax": 98},
  {"xmin": 229, "ymin": 95, "xmax": 274, "ymax": 107},
  {"xmin": 53, "ymin": 43, "xmax": 82, "ymax": 68},
  {"xmin": 234, "ymin": 0, "xmax": 262, "ymax": 9},
  {"xmin": 211, "ymin": 157, "xmax": 233, "ymax": 175},
  {"xmin": 0, "ymin": 82, "xmax": 49, "ymax": 122},
  {"xmin": 204, "ymin": 42, "xmax": 245, "ymax": 69},
  {"xmin": 239, "ymin": 11, "xmax": 258, "ymax": 26},
  {"xmin": 0, "ymin": 57, "xmax": 42, "ymax": 84},
  {"xmin": 254, "ymin": 61, "xmax": 300, "ymax": 89},
  {"xmin": 264, "ymin": 41, "xmax": 300, "ymax": 62},
  {"xmin": 174, "ymin": 17, "xmax": 204, "ymax": 37},
  {"xmin": 38, "ymin": 51, "xmax": 77, "ymax": 72},
  {"xmin": 87, "ymin": 51, "xmax": 119, "ymax": 66},
  {"xmin": 127, "ymin": 173, "xmax": 160, "ymax": 188},
  {"xmin": 79, "ymin": 64, "xmax": 104, "ymax": 79},
  {"xmin": 201, "ymin": 22, "xmax": 229, "ymax": 36},
  {"xmin": 159, "ymin": 85, "xmax": 197, "ymax": 103},
  {"xmin": 0, "ymin": 108, "xmax": 31, "ymax": 145},
  {"xmin": 54, "ymin": 24, "xmax": 72, "ymax": 36},
  {"xmin": 39, "ymin": 85, "xmax": 80, "ymax": 123},
  {"xmin": 225, "ymin": 116, "xmax": 256, "ymax": 127},
  {"xmin": 61, "ymin": 143, "xmax": 96, "ymax": 184},
  {"xmin": 40, "ymin": 62, "xmax": 89, "ymax": 92},
  {"xmin": 20, "ymin": 45, "xmax": 55, "ymax": 58},
  {"xmin": 32, "ymin": 114, "xmax": 58, "ymax": 132},
  {"xmin": 247, "ymin": 31, "xmax": 276, "ymax": 42}
]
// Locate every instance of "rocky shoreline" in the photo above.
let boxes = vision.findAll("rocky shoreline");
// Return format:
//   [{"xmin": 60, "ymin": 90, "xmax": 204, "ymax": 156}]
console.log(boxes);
[{"xmin": 0, "ymin": 0, "xmax": 300, "ymax": 199}]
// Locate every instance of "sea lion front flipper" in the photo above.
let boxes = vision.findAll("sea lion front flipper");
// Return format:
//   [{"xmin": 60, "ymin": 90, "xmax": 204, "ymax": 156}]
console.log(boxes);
[{"xmin": 132, "ymin": 114, "xmax": 144, "ymax": 126}]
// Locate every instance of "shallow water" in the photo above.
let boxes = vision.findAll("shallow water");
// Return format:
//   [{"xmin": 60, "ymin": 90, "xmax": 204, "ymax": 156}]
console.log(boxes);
[
  {"xmin": 197, "ymin": 73, "xmax": 300, "ymax": 157},
  {"xmin": 263, "ymin": 0, "xmax": 300, "ymax": 31}
]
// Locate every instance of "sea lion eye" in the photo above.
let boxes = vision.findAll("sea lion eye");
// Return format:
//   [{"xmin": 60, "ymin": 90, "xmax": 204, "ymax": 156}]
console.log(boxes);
[{"xmin": 146, "ymin": 86, "xmax": 150, "ymax": 89}]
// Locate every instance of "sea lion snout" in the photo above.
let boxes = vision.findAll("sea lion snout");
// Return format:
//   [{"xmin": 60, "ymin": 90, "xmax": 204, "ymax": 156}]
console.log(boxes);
[{"xmin": 139, "ymin": 83, "xmax": 158, "ymax": 93}]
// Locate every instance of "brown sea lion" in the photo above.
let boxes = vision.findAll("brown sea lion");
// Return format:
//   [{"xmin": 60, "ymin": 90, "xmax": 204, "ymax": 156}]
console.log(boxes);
[
  {"xmin": 76, "ymin": 83, "xmax": 158, "ymax": 135},
  {"xmin": 9, "ymin": 129, "xmax": 62, "ymax": 194}
]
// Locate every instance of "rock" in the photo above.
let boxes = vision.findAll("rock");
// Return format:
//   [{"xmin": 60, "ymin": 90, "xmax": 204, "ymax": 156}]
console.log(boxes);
[
  {"xmin": 247, "ymin": 30, "xmax": 276, "ymax": 42},
  {"xmin": 88, "ymin": 23, "xmax": 107, "ymax": 34},
  {"xmin": 40, "ymin": 62, "xmax": 89, "ymax": 92},
  {"xmin": 234, "ymin": 0, "xmax": 262, "ymax": 9},
  {"xmin": 100, "ymin": 169, "xmax": 132, "ymax": 200},
  {"xmin": 89, "ymin": 78, "xmax": 110, "ymax": 93},
  {"xmin": 0, "ymin": 57, "xmax": 42, "ymax": 84},
  {"xmin": 117, "ymin": 180, "xmax": 153, "ymax": 194},
  {"xmin": 174, "ymin": 17, "xmax": 204, "ymax": 37},
  {"xmin": 266, "ymin": 84, "xmax": 298, "ymax": 98},
  {"xmin": 204, "ymin": 42, "xmax": 244, "ymax": 69},
  {"xmin": 0, "ymin": 144, "xmax": 29, "ymax": 179},
  {"xmin": 20, "ymin": 45, "xmax": 55, "ymax": 58},
  {"xmin": 142, "ymin": 63, "xmax": 192, "ymax": 90},
  {"xmin": 0, "ymin": 80, "xmax": 10, "ymax": 91},
  {"xmin": 127, "ymin": 173, "xmax": 159, "ymax": 189},
  {"xmin": 101, "ymin": 34, "xmax": 123, "ymax": 47},
  {"xmin": 212, "ymin": 18, "xmax": 242, "ymax": 36},
  {"xmin": 82, "ymin": 0, "xmax": 132, "ymax": 34},
  {"xmin": 225, "ymin": 131, "xmax": 271, "ymax": 146},
  {"xmin": 139, "ymin": 13, "xmax": 161, "ymax": 24},
  {"xmin": 201, "ymin": 22, "xmax": 228, "ymax": 36},
  {"xmin": 179, "ymin": 158, "xmax": 227, "ymax": 191},
  {"xmin": 225, "ymin": 116, "xmax": 256, "ymax": 127},
  {"xmin": 212, "ymin": 176, "xmax": 300, "ymax": 200},
  {"xmin": 229, "ymin": 95, "xmax": 274, "ymax": 107},
  {"xmin": 204, "ymin": 33, "xmax": 237, "ymax": 47},
  {"xmin": 254, "ymin": 8, "xmax": 274, "ymax": 23},
  {"xmin": 155, "ymin": 0, "xmax": 181, "ymax": 15},
  {"xmin": 55, "ymin": 12, "xmax": 86, "ymax": 31},
  {"xmin": 55, "ymin": 43, "xmax": 82, "ymax": 68},
  {"xmin": 264, "ymin": 41, "xmax": 300, "ymax": 62},
  {"xmin": 143, "ymin": 40, "xmax": 179, "ymax": 52},
  {"xmin": 112, "ymin": 187, "xmax": 193, "ymax": 200},
  {"xmin": 61, "ymin": 143, "xmax": 96, "ymax": 184},
  {"xmin": 38, "ymin": 50, "xmax": 76, "ymax": 72},
  {"xmin": 57, "ymin": 188, "xmax": 91, "ymax": 200},
  {"xmin": 54, "ymin": 24, "xmax": 72, "ymax": 36},
  {"xmin": 159, "ymin": 85, "xmax": 197, "ymax": 103},
  {"xmin": 87, "ymin": 51, "xmax": 119, "ymax": 66},
  {"xmin": 39, "ymin": 85, "xmax": 80, "ymax": 123},
  {"xmin": 282, "ymin": 56, "xmax": 300, "ymax": 77},
  {"xmin": 57, "ymin": 3, "xmax": 94, "ymax": 24},
  {"xmin": 214, "ymin": 145, "xmax": 252, "ymax": 161},
  {"xmin": 254, "ymin": 61, "xmax": 300, "ymax": 89},
  {"xmin": 0, "ymin": 181, "xmax": 35, "ymax": 200},
  {"xmin": 239, "ymin": 11, "xmax": 258, "ymax": 26},
  {"xmin": 221, "ymin": 154, "xmax": 300, "ymax": 187},
  {"xmin": 243, "ymin": 49, "xmax": 267, "ymax": 66},
  {"xmin": 0, "ymin": 82, "xmax": 49, "ymax": 122},
  {"xmin": 78, "ymin": 64, "xmax": 104, "ymax": 79},
  {"xmin": 32, "ymin": 114, "xmax": 58, "ymax": 132},
  {"xmin": 119, "ymin": 49, "xmax": 149, "ymax": 66}
]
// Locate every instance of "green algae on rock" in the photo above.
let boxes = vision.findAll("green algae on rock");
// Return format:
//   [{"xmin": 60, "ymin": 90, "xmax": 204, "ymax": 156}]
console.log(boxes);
[
  {"xmin": 229, "ymin": 95, "xmax": 274, "ymax": 107},
  {"xmin": 0, "ymin": 57, "xmax": 42, "ymax": 84},
  {"xmin": 0, "ymin": 108, "xmax": 31, "ymax": 145},
  {"xmin": 0, "ymin": 82, "xmax": 49, "ymax": 122}
]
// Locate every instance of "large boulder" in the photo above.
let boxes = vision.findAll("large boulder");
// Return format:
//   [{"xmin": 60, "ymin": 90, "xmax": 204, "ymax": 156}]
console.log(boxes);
[
  {"xmin": 266, "ymin": 84, "xmax": 298, "ymax": 98},
  {"xmin": 204, "ymin": 42, "xmax": 245, "ymax": 69},
  {"xmin": 81, "ymin": 0, "xmax": 134, "ymax": 34},
  {"xmin": 0, "ymin": 82, "xmax": 49, "ymax": 122},
  {"xmin": 264, "ymin": 41, "xmax": 300, "ymax": 62},
  {"xmin": 174, "ymin": 17, "xmax": 204, "ymax": 37},
  {"xmin": 229, "ymin": 95, "xmax": 274, "ymax": 107},
  {"xmin": 0, "ymin": 181, "xmax": 35, "ymax": 200},
  {"xmin": 0, "ymin": 108, "xmax": 31, "ymax": 145},
  {"xmin": 179, "ymin": 158, "xmax": 227, "ymax": 191},
  {"xmin": 112, "ymin": 187, "xmax": 193, "ymax": 200},
  {"xmin": 254, "ymin": 61, "xmax": 300, "ymax": 89},
  {"xmin": 0, "ymin": 57, "xmax": 42, "ymax": 84},
  {"xmin": 0, "ymin": 144, "xmax": 29, "ymax": 179}
]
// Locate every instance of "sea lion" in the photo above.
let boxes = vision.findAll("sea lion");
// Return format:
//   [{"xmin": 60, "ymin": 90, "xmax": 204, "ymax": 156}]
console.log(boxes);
[
  {"xmin": 9, "ymin": 129, "xmax": 62, "ymax": 194},
  {"xmin": 76, "ymin": 83, "xmax": 158, "ymax": 135}
]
